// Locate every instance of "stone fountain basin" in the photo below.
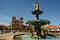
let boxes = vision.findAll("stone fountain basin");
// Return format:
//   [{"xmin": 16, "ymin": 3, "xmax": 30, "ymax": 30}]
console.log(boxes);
[{"xmin": 13, "ymin": 34, "xmax": 60, "ymax": 40}]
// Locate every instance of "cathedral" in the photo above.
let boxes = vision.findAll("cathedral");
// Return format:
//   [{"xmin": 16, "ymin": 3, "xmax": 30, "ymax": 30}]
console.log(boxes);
[{"xmin": 12, "ymin": 16, "xmax": 24, "ymax": 30}]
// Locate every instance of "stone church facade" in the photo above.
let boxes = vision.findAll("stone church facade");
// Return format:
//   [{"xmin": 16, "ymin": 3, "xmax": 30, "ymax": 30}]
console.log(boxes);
[{"xmin": 12, "ymin": 16, "xmax": 23, "ymax": 30}]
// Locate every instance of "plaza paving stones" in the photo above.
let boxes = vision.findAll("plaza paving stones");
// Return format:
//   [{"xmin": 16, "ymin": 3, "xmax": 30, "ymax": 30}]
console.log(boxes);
[{"xmin": 0, "ymin": 32, "xmax": 25, "ymax": 40}]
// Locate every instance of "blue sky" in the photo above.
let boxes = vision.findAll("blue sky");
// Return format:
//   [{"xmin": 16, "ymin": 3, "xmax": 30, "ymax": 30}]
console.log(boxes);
[{"xmin": 0, "ymin": 0, "xmax": 60, "ymax": 25}]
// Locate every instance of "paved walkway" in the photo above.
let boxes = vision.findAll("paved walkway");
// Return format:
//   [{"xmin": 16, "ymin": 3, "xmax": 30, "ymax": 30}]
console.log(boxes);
[{"xmin": 0, "ymin": 32, "xmax": 26, "ymax": 40}]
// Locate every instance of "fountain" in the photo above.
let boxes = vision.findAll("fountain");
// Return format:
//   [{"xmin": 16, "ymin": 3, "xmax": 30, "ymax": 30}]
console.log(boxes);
[{"xmin": 26, "ymin": 0, "xmax": 50, "ymax": 38}]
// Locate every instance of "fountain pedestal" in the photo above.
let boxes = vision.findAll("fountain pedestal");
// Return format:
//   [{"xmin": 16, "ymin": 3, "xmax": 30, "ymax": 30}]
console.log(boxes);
[{"xmin": 26, "ymin": 19, "xmax": 50, "ymax": 38}]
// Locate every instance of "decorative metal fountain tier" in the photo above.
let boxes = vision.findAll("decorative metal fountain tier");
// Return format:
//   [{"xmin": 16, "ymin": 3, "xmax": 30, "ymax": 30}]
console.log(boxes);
[{"xmin": 26, "ymin": 19, "xmax": 50, "ymax": 26}]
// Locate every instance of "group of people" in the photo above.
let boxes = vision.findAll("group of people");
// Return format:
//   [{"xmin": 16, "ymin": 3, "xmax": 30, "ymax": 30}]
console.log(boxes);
[{"xmin": 13, "ymin": 24, "xmax": 34, "ymax": 34}]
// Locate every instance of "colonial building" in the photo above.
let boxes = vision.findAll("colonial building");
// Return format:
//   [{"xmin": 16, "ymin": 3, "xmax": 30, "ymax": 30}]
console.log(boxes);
[
  {"xmin": 12, "ymin": 16, "xmax": 23, "ymax": 30},
  {"xmin": 41, "ymin": 25, "xmax": 60, "ymax": 32}
]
